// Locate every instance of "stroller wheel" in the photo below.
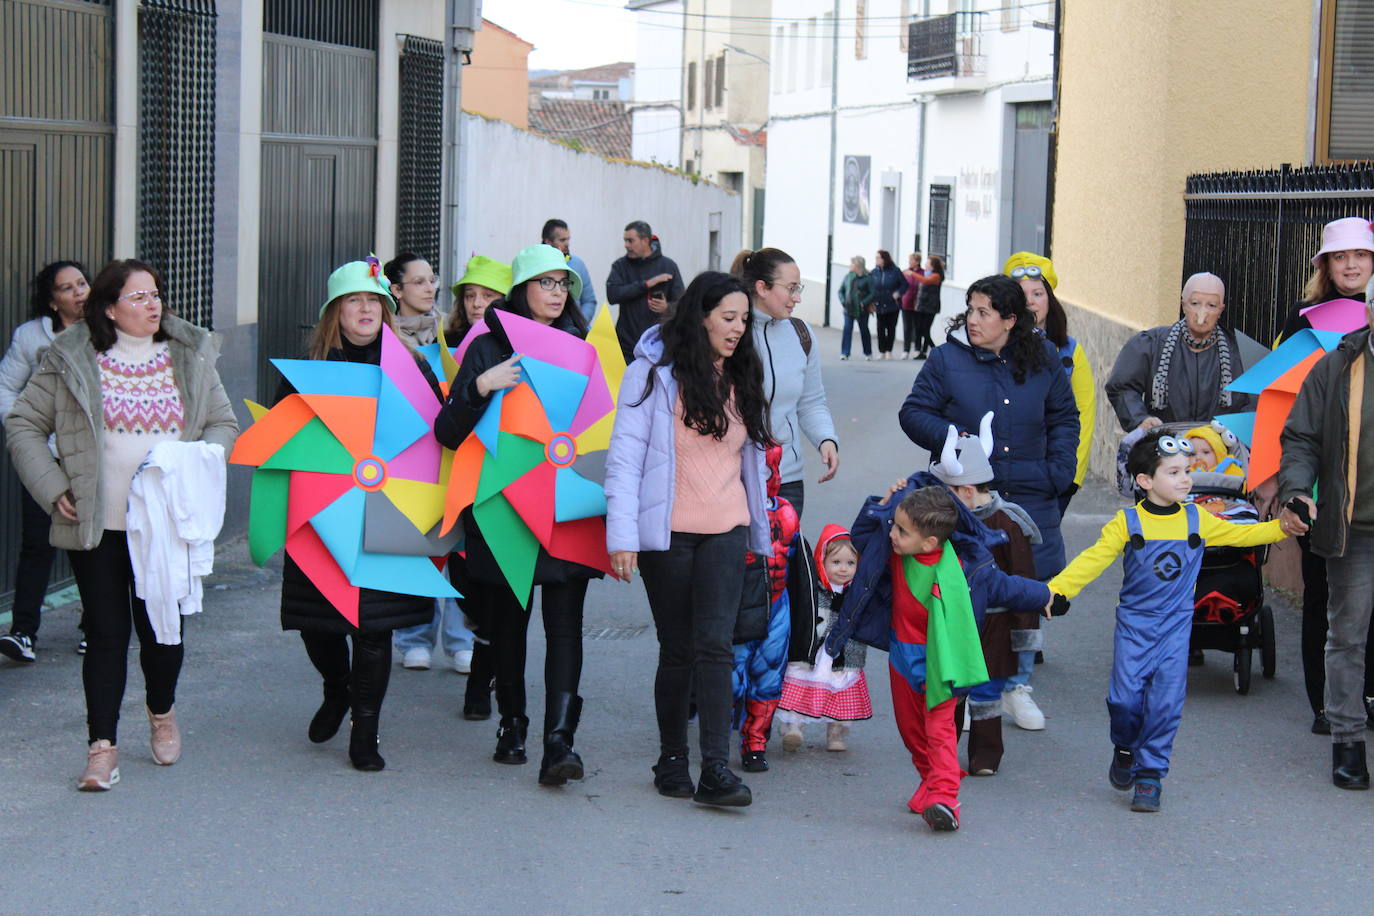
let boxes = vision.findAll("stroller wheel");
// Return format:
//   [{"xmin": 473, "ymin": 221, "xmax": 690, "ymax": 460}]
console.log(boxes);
[
  {"xmin": 1260, "ymin": 605, "xmax": 1277, "ymax": 679},
  {"xmin": 1233, "ymin": 645, "xmax": 1252, "ymax": 695}
]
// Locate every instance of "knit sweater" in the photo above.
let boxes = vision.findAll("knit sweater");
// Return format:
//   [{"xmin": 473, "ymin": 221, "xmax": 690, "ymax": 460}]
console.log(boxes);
[
  {"xmin": 99, "ymin": 331, "xmax": 184, "ymax": 530},
  {"xmin": 669, "ymin": 393, "xmax": 750, "ymax": 534}
]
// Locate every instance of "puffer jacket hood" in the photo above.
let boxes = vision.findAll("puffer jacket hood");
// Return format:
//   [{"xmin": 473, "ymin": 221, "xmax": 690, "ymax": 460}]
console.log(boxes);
[{"xmin": 813, "ymin": 522, "xmax": 853, "ymax": 592}]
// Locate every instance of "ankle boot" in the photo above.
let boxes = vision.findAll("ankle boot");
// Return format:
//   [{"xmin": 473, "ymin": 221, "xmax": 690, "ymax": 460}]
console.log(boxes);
[
  {"xmin": 1333, "ymin": 740, "xmax": 1370, "ymax": 789},
  {"xmin": 538, "ymin": 692, "xmax": 585, "ymax": 786},
  {"xmin": 493, "ymin": 683, "xmax": 528, "ymax": 764},
  {"xmin": 740, "ymin": 698, "xmax": 779, "ymax": 772},
  {"xmin": 348, "ymin": 717, "xmax": 385, "ymax": 771},
  {"xmin": 309, "ymin": 679, "xmax": 351, "ymax": 743},
  {"xmin": 463, "ymin": 641, "xmax": 493, "ymax": 721},
  {"xmin": 968, "ymin": 715, "xmax": 1005, "ymax": 775},
  {"xmin": 347, "ymin": 634, "xmax": 391, "ymax": 771}
]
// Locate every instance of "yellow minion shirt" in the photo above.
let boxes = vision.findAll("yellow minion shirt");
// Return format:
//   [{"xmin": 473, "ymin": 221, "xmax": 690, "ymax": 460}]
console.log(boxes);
[{"xmin": 1048, "ymin": 501, "xmax": 1285, "ymax": 606}]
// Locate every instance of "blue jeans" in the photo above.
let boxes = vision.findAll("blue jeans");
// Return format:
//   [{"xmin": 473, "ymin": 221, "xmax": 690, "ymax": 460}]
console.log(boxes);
[
  {"xmin": 841, "ymin": 312, "xmax": 871, "ymax": 357},
  {"xmin": 393, "ymin": 597, "xmax": 474, "ymax": 656},
  {"xmin": 1003, "ymin": 650, "xmax": 1035, "ymax": 689}
]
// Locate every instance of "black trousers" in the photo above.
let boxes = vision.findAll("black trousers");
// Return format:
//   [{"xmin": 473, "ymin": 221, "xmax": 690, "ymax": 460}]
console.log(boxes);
[
  {"xmin": 69, "ymin": 530, "xmax": 182, "ymax": 744},
  {"xmin": 900, "ymin": 310, "xmax": 917, "ymax": 353},
  {"xmin": 299, "ymin": 629, "xmax": 392, "ymax": 721},
  {"xmin": 912, "ymin": 311, "xmax": 937, "ymax": 353},
  {"xmin": 1299, "ymin": 535, "xmax": 1374, "ymax": 714},
  {"xmin": 876, "ymin": 311, "xmax": 899, "ymax": 353},
  {"xmin": 639, "ymin": 527, "xmax": 747, "ymax": 764},
  {"xmin": 476, "ymin": 577, "xmax": 588, "ymax": 719},
  {"xmin": 9, "ymin": 488, "xmax": 57, "ymax": 637}
]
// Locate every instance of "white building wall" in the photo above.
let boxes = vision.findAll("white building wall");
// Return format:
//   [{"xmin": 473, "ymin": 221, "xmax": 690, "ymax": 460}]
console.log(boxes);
[
  {"xmin": 458, "ymin": 112, "xmax": 740, "ymax": 305},
  {"xmin": 630, "ymin": 0, "xmax": 683, "ymax": 166}
]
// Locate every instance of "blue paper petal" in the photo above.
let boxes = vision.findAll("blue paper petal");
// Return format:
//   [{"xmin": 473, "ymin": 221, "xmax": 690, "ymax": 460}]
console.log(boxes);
[
  {"xmin": 372, "ymin": 377, "xmax": 430, "ymax": 461},
  {"xmin": 349, "ymin": 552, "xmax": 460, "ymax": 597},
  {"xmin": 1226, "ymin": 328, "xmax": 1344, "ymax": 395},
  {"xmin": 272, "ymin": 359, "xmax": 381, "ymax": 398},
  {"xmin": 311, "ymin": 488, "xmax": 366, "ymax": 577},
  {"xmin": 554, "ymin": 467, "xmax": 608, "ymax": 522},
  {"xmin": 520, "ymin": 357, "xmax": 588, "ymax": 433},
  {"xmin": 1212, "ymin": 411, "xmax": 1256, "ymax": 448},
  {"xmin": 473, "ymin": 388, "xmax": 504, "ymax": 455}
]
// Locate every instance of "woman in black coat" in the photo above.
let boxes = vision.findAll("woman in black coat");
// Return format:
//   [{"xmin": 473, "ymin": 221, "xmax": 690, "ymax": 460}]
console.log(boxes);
[
  {"xmin": 277, "ymin": 259, "xmax": 441, "ymax": 772},
  {"xmin": 433, "ymin": 244, "xmax": 603, "ymax": 787},
  {"xmin": 869, "ymin": 249, "xmax": 908, "ymax": 359}
]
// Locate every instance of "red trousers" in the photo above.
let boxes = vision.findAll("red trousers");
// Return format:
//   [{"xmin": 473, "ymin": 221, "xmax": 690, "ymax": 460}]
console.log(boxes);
[{"xmin": 889, "ymin": 663, "xmax": 962, "ymax": 815}]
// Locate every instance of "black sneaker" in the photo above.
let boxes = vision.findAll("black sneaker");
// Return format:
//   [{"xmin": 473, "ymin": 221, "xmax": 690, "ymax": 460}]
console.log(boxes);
[
  {"xmin": 652, "ymin": 755, "xmax": 695, "ymax": 798},
  {"xmin": 740, "ymin": 750, "xmax": 768, "ymax": 772},
  {"xmin": 921, "ymin": 802, "xmax": 959, "ymax": 831},
  {"xmin": 1313, "ymin": 710, "xmax": 1332, "ymax": 735},
  {"xmin": 1109, "ymin": 746, "xmax": 1134, "ymax": 790},
  {"xmin": 693, "ymin": 761, "xmax": 752, "ymax": 807},
  {"xmin": 0, "ymin": 633, "xmax": 35, "ymax": 663}
]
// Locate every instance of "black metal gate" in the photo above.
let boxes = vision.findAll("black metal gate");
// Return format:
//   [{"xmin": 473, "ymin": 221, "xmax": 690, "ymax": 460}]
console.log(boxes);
[
  {"xmin": 0, "ymin": 0, "xmax": 114, "ymax": 606},
  {"xmin": 397, "ymin": 35, "xmax": 443, "ymax": 268},
  {"xmin": 139, "ymin": 0, "xmax": 217, "ymax": 329},
  {"xmin": 1182, "ymin": 162, "xmax": 1374, "ymax": 346},
  {"xmin": 257, "ymin": 1, "xmax": 379, "ymax": 399}
]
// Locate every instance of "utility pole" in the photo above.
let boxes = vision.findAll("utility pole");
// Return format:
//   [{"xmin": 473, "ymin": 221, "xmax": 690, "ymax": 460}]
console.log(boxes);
[
  {"xmin": 822, "ymin": 0, "xmax": 840, "ymax": 328},
  {"xmin": 442, "ymin": 0, "xmax": 480, "ymax": 285}
]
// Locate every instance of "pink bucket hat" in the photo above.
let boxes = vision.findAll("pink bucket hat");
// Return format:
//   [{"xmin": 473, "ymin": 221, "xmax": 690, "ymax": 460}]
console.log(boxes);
[{"xmin": 1311, "ymin": 217, "xmax": 1374, "ymax": 267}]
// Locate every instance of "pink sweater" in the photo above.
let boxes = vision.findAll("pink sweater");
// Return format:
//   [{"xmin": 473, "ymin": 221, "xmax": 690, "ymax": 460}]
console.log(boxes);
[
  {"xmin": 99, "ymin": 331, "xmax": 184, "ymax": 530},
  {"xmin": 670, "ymin": 394, "xmax": 751, "ymax": 534}
]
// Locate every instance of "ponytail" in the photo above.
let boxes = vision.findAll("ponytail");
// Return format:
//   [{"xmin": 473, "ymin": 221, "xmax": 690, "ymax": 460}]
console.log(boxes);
[{"xmin": 730, "ymin": 247, "xmax": 796, "ymax": 299}]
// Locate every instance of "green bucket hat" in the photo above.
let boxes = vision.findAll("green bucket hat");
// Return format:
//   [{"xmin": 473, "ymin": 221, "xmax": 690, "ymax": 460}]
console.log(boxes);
[
  {"xmin": 450, "ymin": 255, "xmax": 513, "ymax": 299},
  {"xmin": 321, "ymin": 256, "xmax": 395, "ymax": 317},
  {"xmin": 509, "ymin": 244, "xmax": 583, "ymax": 304}
]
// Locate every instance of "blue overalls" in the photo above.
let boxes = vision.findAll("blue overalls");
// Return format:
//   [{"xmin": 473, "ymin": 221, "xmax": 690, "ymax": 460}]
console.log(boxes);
[{"xmin": 1108, "ymin": 504, "xmax": 1204, "ymax": 778}]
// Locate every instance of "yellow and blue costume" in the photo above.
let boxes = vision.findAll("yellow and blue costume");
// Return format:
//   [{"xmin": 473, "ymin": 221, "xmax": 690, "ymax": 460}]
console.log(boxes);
[{"xmin": 1049, "ymin": 501, "xmax": 1284, "ymax": 777}]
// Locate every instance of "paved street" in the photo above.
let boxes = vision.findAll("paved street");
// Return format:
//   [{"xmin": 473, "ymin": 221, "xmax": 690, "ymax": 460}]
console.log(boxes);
[{"xmin": 2, "ymin": 326, "xmax": 1371, "ymax": 914}]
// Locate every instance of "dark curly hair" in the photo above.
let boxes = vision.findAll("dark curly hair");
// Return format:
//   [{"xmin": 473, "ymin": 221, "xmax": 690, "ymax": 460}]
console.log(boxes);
[
  {"xmin": 633, "ymin": 271, "xmax": 771, "ymax": 445},
  {"xmin": 29, "ymin": 260, "xmax": 89, "ymax": 324},
  {"xmin": 947, "ymin": 274, "xmax": 1049, "ymax": 383}
]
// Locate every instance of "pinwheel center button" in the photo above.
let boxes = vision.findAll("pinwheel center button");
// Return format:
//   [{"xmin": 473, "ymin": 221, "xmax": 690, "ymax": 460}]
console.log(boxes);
[
  {"xmin": 546, "ymin": 434, "xmax": 577, "ymax": 468},
  {"xmin": 353, "ymin": 456, "xmax": 388, "ymax": 491}
]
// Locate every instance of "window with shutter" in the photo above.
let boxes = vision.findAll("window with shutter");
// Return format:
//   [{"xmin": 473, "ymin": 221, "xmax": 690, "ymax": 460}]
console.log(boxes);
[
  {"xmin": 687, "ymin": 61, "xmax": 697, "ymax": 110},
  {"xmin": 704, "ymin": 55, "xmax": 714, "ymax": 110},
  {"xmin": 1317, "ymin": 0, "xmax": 1374, "ymax": 161},
  {"xmin": 715, "ymin": 55, "xmax": 725, "ymax": 107}
]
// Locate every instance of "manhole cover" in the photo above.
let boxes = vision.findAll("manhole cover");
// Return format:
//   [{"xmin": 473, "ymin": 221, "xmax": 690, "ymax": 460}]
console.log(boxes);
[{"xmin": 582, "ymin": 626, "xmax": 648, "ymax": 640}]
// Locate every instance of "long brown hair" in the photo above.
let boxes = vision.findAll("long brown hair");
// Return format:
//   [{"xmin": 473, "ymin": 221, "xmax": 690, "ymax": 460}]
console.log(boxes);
[
  {"xmin": 730, "ymin": 247, "xmax": 795, "ymax": 301},
  {"xmin": 308, "ymin": 294, "xmax": 401, "ymax": 361},
  {"xmin": 85, "ymin": 259, "xmax": 174, "ymax": 352}
]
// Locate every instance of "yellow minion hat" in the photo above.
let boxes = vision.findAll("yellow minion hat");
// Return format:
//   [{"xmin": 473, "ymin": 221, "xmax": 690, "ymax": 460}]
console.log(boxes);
[
  {"xmin": 1003, "ymin": 251, "xmax": 1058, "ymax": 290},
  {"xmin": 1184, "ymin": 425, "xmax": 1228, "ymax": 462}
]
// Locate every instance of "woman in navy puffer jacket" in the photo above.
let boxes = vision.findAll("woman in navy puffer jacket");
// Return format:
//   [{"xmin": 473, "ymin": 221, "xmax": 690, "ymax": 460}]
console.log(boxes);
[
  {"xmin": 898, "ymin": 274, "xmax": 1078, "ymax": 579},
  {"xmin": 869, "ymin": 250, "xmax": 908, "ymax": 359}
]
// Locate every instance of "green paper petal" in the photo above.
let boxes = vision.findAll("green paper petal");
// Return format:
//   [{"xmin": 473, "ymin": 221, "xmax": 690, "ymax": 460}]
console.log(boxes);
[
  {"xmin": 474, "ymin": 432, "xmax": 545, "ymax": 504},
  {"xmin": 473, "ymin": 494, "xmax": 539, "ymax": 605},
  {"xmin": 249, "ymin": 467, "xmax": 290, "ymax": 565},
  {"xmin": 261, "ymin": 417, "xmax": 355, "ymax": 474}
]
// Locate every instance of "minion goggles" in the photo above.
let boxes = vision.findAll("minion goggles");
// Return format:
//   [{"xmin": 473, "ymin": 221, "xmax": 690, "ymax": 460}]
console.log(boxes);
[{"xmin": 1155, "ymin": 435, "xmax": 1195, "ymax": 457}]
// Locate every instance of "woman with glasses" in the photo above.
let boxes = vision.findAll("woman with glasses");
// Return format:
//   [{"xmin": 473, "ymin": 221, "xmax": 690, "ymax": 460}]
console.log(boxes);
[
  {"xmin": 900, "ymin": 274, "xmax": 1078, "ymax": 585},
  {"xmin": 731, "ymin": 247, "xmax": 838, "ymax": 517},
  {"xmin": 0, "ymin": 261, "xmax": 90, "ymax": 665},
  {"xmin": 434, "ymin": 244, "xmax": 600, "ymax": 787},
  {"xmin": 870, "ymin": 250, "xmax": 908, "ymax": 360},
  {"xmin": 384, "ymin": 253, "xmax": 443, "ymax": 347},
  {"xmin": 5, "ymin": 259, "xmax": 237, "ymax": 790}
]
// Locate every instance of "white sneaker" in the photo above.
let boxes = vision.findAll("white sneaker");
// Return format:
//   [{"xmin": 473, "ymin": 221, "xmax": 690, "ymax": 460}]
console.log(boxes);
[
  {"xmin": 1003, "ymin": 685, "xmax": 1045, "ymax": 730},
  {"xmin": 402, "ymin": 647, "xmax": 432, "ymax": 670},
  {"xmin": 453, "ymin": 649, "xmax": 473, "ymax": 674}
]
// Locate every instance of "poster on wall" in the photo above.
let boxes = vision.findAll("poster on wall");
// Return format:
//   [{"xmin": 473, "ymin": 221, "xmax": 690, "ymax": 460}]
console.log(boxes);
[{"xmin": 842, "ymin": 155, "xmax": 871, "ymax": 225}]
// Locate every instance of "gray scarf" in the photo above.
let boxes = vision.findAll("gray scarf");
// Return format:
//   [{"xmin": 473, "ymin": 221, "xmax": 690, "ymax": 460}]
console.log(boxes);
[{"xmin": 1150, "ymin": 319, "xmax": 1233, "ymax": 414}]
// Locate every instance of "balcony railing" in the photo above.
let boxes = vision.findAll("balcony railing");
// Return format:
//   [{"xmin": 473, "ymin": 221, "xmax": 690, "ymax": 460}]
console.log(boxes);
[{"xmin": 907, "ymin": 12, "xmax": 985, "ymax": 81}]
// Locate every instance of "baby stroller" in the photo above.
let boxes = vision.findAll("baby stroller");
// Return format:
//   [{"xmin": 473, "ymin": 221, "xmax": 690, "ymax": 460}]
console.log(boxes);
[{"xmin": 1116, "ymin": 421, "xmax": 1276, "ymax": 695}]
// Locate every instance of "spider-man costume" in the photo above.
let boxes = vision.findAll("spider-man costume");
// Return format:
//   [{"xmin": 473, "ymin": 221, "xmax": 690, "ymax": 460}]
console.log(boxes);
[{"xmin": 732, "ymin": 445, "xmax": 799, "ymax": 768}]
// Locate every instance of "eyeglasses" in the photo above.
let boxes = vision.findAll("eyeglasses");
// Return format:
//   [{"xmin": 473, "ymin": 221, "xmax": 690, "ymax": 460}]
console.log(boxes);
[
  {"xmin": 1155, "ymin": 435, "xmax": 1195, "ymax": 457},
  {"xmin": 769, "ymin": 281, "xmax": 805, "ymax": 297},
  {"xmin": 402, "ymin": 276, "xmax": 439, "ymax": 287},
  {"xmin": 116, "ymin": 290, "xmax": 162, "ymax": 305},
  {"xmin": 535, "ymin": 277, "xmax": 573, "ymax": 292},
  {"xmin": 1008, "ymin": 265, "xmax": 1043, "ymax": 280}
]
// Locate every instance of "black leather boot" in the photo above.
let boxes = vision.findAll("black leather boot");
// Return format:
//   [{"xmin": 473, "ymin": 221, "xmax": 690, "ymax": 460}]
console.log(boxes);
[
  {"xmin": 1332, "ymin": 740, "xmax": 1369, "ymax": 790},
  {"xmin": 463, "ymin": 641, "xmax": 493, "ymax": 721},
  {"xmin": 538, "ymin": 692, "xmax": 585, "ymax": 786},
  {"xmin": 308, "ymin": 679, "xmax": 351, "ymax": 744},
  {"xmin": 493, "ymin": 683, "xmax": 528, "ymax": 765},
  {"xmin": 347, "ymin": 634, "xmax": 391, "ymax": 772}
]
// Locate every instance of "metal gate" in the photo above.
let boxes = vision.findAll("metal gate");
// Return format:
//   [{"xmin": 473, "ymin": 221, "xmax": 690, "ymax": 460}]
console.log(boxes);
[
  {"xmin": 397, "ymin": 35, "xmax": 443, "ymax": 268},
  {"xmin": 257, "ymin": 3, "xmax": 378, "ymax": 400},
  {"xmin": 0, "ymin": 0, "xmax": 114, "ymax": 604},
  {"xmin": 1182, "ymin": 162, "xmax": 1374, "ymax": 346}
]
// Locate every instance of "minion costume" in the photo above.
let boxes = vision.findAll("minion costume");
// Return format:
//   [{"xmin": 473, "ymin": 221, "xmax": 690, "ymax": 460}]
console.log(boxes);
[
  {"xmin": 1048, "ymin": 498, "xmax": 1284, "ymax": 783},
  {"xmin": 1183, "ymin": 423, "xmax": 1244, "ymax": 477},
  {"xmin": 1002, "ymin": 252, "xmax": 1096, "ymax": 504}
]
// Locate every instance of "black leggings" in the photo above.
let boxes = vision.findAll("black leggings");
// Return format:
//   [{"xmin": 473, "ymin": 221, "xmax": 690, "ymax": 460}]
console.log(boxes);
[
  {"xmin": 299, "ymin": 629, "xmax": 392, "ymax": 720},
  {"xmin": 876, "ymin": 311, "xmax": 899, "ymax": 353},
  {"xmin": 70, "ymin": 530, "xmax": 183, "ymax": 744},
  {"xmin": 639, "ymin": 527, "xmax": 747, "ymax": 764},
  {"xmin": 912, "ymin": 311, "xmax": 937, "ymax": 353},
  {"xmin": 10, "ymin": 488, "xmax": 57, "ymax": 637},
  {"xmin": 477, "ymin": 578, "xmax": 588, "ymax": 718},
  {"xmin": 1299, "ymin": 536, "xmax": 1374, "ymax": 715},
  {"xmin": 900, "ymin": 310, "xmax": 917, "ymax": 353}
]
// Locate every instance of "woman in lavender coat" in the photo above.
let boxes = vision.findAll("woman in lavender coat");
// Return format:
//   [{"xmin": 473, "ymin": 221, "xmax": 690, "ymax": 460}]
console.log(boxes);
[{"xmin": 604, "ymin": 271, "xmax": 772, "ymax": 807}]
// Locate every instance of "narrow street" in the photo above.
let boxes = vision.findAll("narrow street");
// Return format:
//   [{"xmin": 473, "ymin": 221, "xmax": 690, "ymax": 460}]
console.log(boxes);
[{"xmin": 1, "ymin": 327, "xmax": 1368, "ymax": 913}]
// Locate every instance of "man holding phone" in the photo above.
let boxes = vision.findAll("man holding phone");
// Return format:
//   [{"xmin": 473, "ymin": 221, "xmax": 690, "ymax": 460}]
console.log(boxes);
[
  {"xmin": 606, "ymin": 220, "xmax": 684, "ymax": 363},
  {"xmin": 1280, "ymin": 278, "xmax": 1374, "ymax": 791}
]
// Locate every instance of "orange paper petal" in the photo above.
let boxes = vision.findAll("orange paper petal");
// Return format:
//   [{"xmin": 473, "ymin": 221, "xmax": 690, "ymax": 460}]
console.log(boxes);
[
  {"xmin": 442, "ymin": 435, "xmax": 486, "ymax": 535},
  {"xmin": 299, "ymin": 394, "xmax": 378, "ymax": 460},
  {"xmin": 229, "ymin": 394, "xmax": 314, "ymax": 465}
]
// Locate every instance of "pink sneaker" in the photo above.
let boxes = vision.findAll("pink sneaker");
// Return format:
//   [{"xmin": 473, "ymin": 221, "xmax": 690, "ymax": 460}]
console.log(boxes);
[
  {"xmin": 148, "ymin": 706, "xmax": 181, "ymax": 765},
  {"xmin": 78, "ymin": 740, "xmax": 120, "ymax": 791}
]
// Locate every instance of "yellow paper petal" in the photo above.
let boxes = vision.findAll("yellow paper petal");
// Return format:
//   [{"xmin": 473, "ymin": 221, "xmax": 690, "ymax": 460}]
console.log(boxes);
[
  {"xmin": 435, "ymin": 321, "xmax": 461, "ymax": 388},
  {"xmin": 382, "ymin": 478, "xmax": 448, "ymax": 533},
  {"xmin": 575, "ymin": 411, "xmax": 614, "ymax": 455},
  {"xmin": 587, "ymin": 304, "xmax": 627, "ymax": 403},
  {"xmin": 244, "ymin": 399, "xmax": 269, "ymax": 423}
]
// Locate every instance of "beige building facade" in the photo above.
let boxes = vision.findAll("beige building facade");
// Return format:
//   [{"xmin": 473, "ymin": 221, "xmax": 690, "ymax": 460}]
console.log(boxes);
[{"xmin": 463, "ymin": 18, "xmax": 533, "ymax": 128}]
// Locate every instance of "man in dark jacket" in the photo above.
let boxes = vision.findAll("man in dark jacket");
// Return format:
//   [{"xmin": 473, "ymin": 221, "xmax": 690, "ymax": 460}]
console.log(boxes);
[
  {"xmin": 1280, "ymin": 292, "xmax": 1374, "ymax": 790},
  {"xmin": 606, "ymin": 220, "xmax": 685, "ymax": 362}
]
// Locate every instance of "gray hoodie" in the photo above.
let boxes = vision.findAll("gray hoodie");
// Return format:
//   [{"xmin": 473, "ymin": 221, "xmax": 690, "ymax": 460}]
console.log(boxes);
[{"xmin": 752, "ymin": 315, "xmax": 838, "ymax": 486}]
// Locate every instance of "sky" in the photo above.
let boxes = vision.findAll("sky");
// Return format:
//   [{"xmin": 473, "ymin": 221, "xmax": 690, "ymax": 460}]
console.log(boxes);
[{"xmin": 478, "ymin": 0, "xmax": 638, "ymax": 72}]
